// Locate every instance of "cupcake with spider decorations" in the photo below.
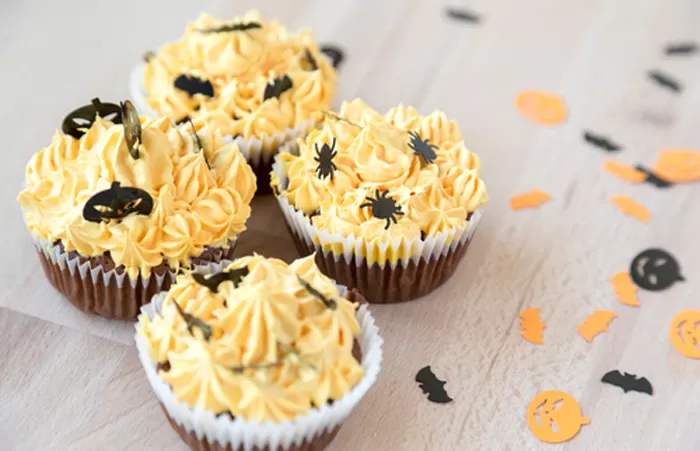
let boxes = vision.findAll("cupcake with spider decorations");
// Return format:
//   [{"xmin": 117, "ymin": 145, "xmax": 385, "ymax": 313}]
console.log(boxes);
[
  {"xmin": 136, "ymin": 253, "xmax": 382, "ymax": 450},
  {"xmin": 17, "ymin": 98, "xmax": 256, "ymax": 320},
  {"xmin": 129, "ymin": 9, "xmax": 340, "ymax": 194},
  {"xmin": 271, "ymin": 99, "xmax": 488, "ymax": 303}
]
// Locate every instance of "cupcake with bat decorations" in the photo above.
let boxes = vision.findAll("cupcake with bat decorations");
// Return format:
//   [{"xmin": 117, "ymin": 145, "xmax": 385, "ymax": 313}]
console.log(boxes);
[
  {"xmin": 130, "ymin": 9, "xmax": 339, "ymax": 194},
  {"xmin": 17, "ymin": 98, "xmax": 256, "ymax": 320},
  {"xmin": 271, "ymin": 99, "xmax": 488, "ymax": 303},
  {"xmin": 136, "ymin": 254, "xmax": 382, "ymax": 451}
]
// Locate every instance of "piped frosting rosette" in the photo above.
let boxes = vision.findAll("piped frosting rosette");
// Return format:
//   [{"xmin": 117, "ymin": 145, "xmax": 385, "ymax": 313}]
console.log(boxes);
[
  {"xmin": 17, "ymin": 99, "xmax": 256, "ymax": 319},
  {"xmin": 130, "ymin": 9, "xmax": 338, "ymax": 194},
  {"xmin": 135, "ymin": 254, "xmax": 382, "ymax": 451},
  {"xmin": 271, "ymin": 99, "xmax": 488, "ymax": 303}
]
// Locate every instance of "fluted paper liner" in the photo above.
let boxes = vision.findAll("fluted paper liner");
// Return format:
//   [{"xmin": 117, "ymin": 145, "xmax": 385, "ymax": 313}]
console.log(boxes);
[
  {"xmin": 129, "ymin": 64, "xmax": 314, "ymax": 195},
  {"xmin": 272, "ymin": 155, "xmax": 483, "ymax": 303},
  {"xmin": 135, "ymin": 283, "xmax": 383, "ymax": 451},
  {"xmin": 31, "ymin": 233, "xmax": 236, "ymax": 320}
]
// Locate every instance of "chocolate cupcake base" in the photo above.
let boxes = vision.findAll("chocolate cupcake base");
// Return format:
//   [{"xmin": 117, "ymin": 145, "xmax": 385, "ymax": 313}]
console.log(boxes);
[
  {"xmin": 35, "ymin": 239, "xmax": 236, "ymax": 321},
  {"xmin": 284, "ymin": 223, "xmax": 474, "ymax": 304}
]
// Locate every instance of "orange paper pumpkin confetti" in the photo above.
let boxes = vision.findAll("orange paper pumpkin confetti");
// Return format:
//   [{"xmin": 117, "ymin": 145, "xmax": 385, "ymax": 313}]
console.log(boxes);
[
  {"xmin": 515, "ymin": 90, "xmax": 568, "ymax": 125},
  {"xmin": 604, "ymin": 160, "xmax": 647, "ymax": 183},
  {"xmin": 609, "ymin": 195, "xmax": 650, "ymax": 223},
  {"xmin": 578, "ymin": 310, "xmax": 617, "ymax": 342},
  {"xmin": 511, "ymin": 190, "xmax": 552, "ymax": 211},
  {"xmin": 520, "ymin": 308, "xmax": 547, "ymax": 344},
  {"xmin": 669, "ymin": 310, "xmax": 700, "ymax": 359},
  {"xmin": 610, "ymin": 272, "xmax": 640, "ymax": 307},
  {"xmin": 653, "ymin": 149, "xmax": 700, "ymax": 183},
  {"xmin": 527, "ymin": 390, "xmax": 590, "ymax": 444}
]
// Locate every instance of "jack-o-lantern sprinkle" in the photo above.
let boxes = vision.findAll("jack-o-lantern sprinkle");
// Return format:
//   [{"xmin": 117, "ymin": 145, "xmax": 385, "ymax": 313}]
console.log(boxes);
[
  {"xmin": 669, "ymin": 310, "xmax": 700, "ymax": 359},
  {"xmin": 62, "ymin": 98, "xmax": 122, "ymax": 139},
  {"xmin": 515, "ymin": 90, "xmax": 568, "ymax": 125},
  {"xmin": 527, "ymin": 390, "xmax": 589, "ymax": 443},
  {"xmin": 82, "ymin": 181, "xmax": 154, "ymax": 223}
]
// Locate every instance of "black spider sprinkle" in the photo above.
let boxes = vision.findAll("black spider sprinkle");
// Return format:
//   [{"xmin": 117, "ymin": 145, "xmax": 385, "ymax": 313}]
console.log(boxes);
[
  {"xmin": 263, "ymin": 74, "xmax": 293, "ymax": 101},
  {"xmin": 408, "ymin": 131, "xmax": 438, "ymax": 164},
  {"xmin": 360, "ymin": 189, "xmax": 405, "ymax": 230},
  {"xmin": 314, "ymin": 138, "xmax": 337, "ymax": 180}
]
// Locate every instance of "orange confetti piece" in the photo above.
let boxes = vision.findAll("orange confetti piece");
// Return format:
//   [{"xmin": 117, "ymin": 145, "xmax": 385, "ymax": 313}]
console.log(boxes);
[
  {"xmin": 520, "ymin": 308, "xmax": 547, "ymax": 344},
  {"xmin": 609, "ymin": 195, "xmax": 650, "ymax": 223},
  {"xmin": 511, "ymin": 190, "xmax": 552, "ymax": 211},
  {"xmin": 515, "ymin": 90, "xmax": 568, "ymax": 125},
  {"xmin": 578, "ymin": 310, "xmax": 616, "ymax": 342},
  {"xmin": 527, "ymin": 390, "xmax": 590, "ymax": 444},
  {"xmin": 653, "ymin": 149, "xmax": 700, "ymax": 182},
  {"xmin": 610, "ymin": 272, "xmax": 640, "ymax": 307},
  {"xmin": 604, "ymin": 160, "xmax": 647, "ymax": 183},
  {"xmin": 670, "ymin": 310, "xmax": 700, "ymax": 359}
]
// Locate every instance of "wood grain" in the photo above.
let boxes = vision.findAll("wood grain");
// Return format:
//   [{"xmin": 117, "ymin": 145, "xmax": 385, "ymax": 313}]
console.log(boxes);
[{"xmin": 2, "ymin": 0, "xmax": 700, "ymax": 450}]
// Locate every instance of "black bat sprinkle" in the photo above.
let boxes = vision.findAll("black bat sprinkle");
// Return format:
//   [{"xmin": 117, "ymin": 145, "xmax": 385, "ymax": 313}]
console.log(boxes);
[
  {"xmin": 601, "ymin": 370, "xmax": 653, "ymax": 395},
  {"xmin": 583, "ymin": 131, "xmax": 622, "ymax": 152},
  {"xmin": 665, "ymin": 42, "xmax": 698, "ymax": 56},
  {"xmin": 263, "ymin": 74, "xmax": 293, "ymax": 101},
  {"xmin": 445, "ymin": 7, "xmax": 481, "ymax": 23},
  {"xmin": 634, "ymin": 165, "xmax": 673, "ymax": 188},
  {"xmin": 648, "ymin": 70, "xmax": 682, "ymax": 93},
  {"xmin": 83, "ymin": 181, "xmax": 153, "ymax": 223},
  {"xmin": 415, "ymin": 365, "xmax": 452, "ymax": 404},
  {"xmin": 174, "ymin": 74, "xmax": 215, "ymax": 97},
  {"xmin": 192, "ymin": 266, "xmax": 249, "ymax": 293},
  {"xmin": 320, "ymin": 45, "xmax": 345, "ymax": 69}
]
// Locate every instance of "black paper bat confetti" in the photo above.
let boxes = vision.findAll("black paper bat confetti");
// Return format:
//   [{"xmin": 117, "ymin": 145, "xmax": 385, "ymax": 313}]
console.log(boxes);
[
  {"xmin": 648, "ymin": 70, "xmax": 682, "ymax": 93},
  {"xmin": 62, "ymin": 98, "xmax": 122, "ymax": 139},
  {"xmin": 263, "ymin": 74, "xmax": 293, "ymax": 101},
  {"xmin": 83, "ymin": 181, "xmax": 154, "ymax": 223},
  {"xmin": 192, "ymin": 266, "xmax": 250, "ymax": 293},
  {"xmin": 630, "ymin": 248, "xmax": 684, "ymax": 291},
  {"xmin": 601, "ymin": 370, "xmax": 653, "ymax": 395},
  {"xmin": 445, "ymin": 7, "xmax": 481, "ymax": 23},
  {"xmin": 665, "ymin": 42, "xmax": 698, "ymax": 56},
  {"xmin": 583, "ymin": 131, "xmax": 622, "ymax": 152},
  {"xmin": 634, "ymin": 165, "xmax": 673, "ymax": 188},
  {"xmin": 174, "ymin": 74, "xmax": 215, "ymax": 97},
  {"xmin": 415, "ymin": 365, "xmax": 453, "ymax": 404},
  {"xmin": 320, "ymin": 45, "xmax": 345, "ymax": 69},
  {"xmin": 198, "ymin": 21, "xmax": 262, "ymax": 34}
]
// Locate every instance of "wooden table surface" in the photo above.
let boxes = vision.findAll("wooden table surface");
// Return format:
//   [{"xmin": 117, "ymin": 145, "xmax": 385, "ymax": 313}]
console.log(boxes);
[{"xmin": 2, "ymin": 0, "xmax": 700, "ymax": 450}]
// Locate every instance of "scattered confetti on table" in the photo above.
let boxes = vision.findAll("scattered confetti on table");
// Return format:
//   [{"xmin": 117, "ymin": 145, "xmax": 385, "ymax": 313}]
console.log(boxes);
[
  {"xmin": 604, "ymin": 160, "xmax": 647, "ymax": 183},
  {"xmin": 601, "ymin": 370, "xmax": 653, "ymax": 395},
  {"xmin": 515, "ymin": 90, "xmax": 568, "ymax": 125},
  {"xmin": 610, "ymin": 272, "xmax": 640, "ymax": 307},
  {"xmin": 511, "ymin": 190, "xmax": 552, "ymax": 211},
  {"xmin": 520, "ymin": 308, "xmax": 546, "ymax": 344},
  {"xmin": 609, "ymin": 195, "xmax": 650, "ymax": 223},
  {"xmin": 669, "ymin": 310, "xmax": 700, "ymax": 359},
  {"xmin": 578, "ymin": 310, "xmax": 617, "ymax": 342},
  {"xmin": 527, "ymin": 390, "xmax": 590, "ymax": 443}
]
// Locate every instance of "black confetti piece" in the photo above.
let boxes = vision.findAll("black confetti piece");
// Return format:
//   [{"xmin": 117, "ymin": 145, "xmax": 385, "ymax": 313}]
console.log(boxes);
[
  {"xmin": 648, "ymin": 70, "xmax": 682, "ymax": 93},
  {"xmin": 445, "ymin": 7, "xmax": 481, "ymax": 23},
  {"xmin": 583, "ymin": 131, "xmax": 622, "ymax": 152}
]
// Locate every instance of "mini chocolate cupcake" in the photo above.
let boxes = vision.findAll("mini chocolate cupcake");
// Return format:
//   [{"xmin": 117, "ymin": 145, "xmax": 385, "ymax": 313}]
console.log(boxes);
[
  {"xmin": 17, "ymin": 99, "xmax": 256, "ymax": 320},
  {"xmin": 130, "ymin": 9, "xmax": 338, "ymax": 194},
  {"xmin": 135, "ymin": 254, "xmax": 382, "ymax": 451},
  {"xmin": 272, "ymin": 99, "xmax": 488, "ymax": 303}
]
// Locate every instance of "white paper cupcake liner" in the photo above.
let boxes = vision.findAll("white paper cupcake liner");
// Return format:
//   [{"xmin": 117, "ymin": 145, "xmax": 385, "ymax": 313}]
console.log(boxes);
[
  {"xmin": 135, "ymin": 277, "xmax": 383, "ymax": 451},
  {"xmin": 31, "ymin": 232, "xmax": 237, "ymax": 320}
]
